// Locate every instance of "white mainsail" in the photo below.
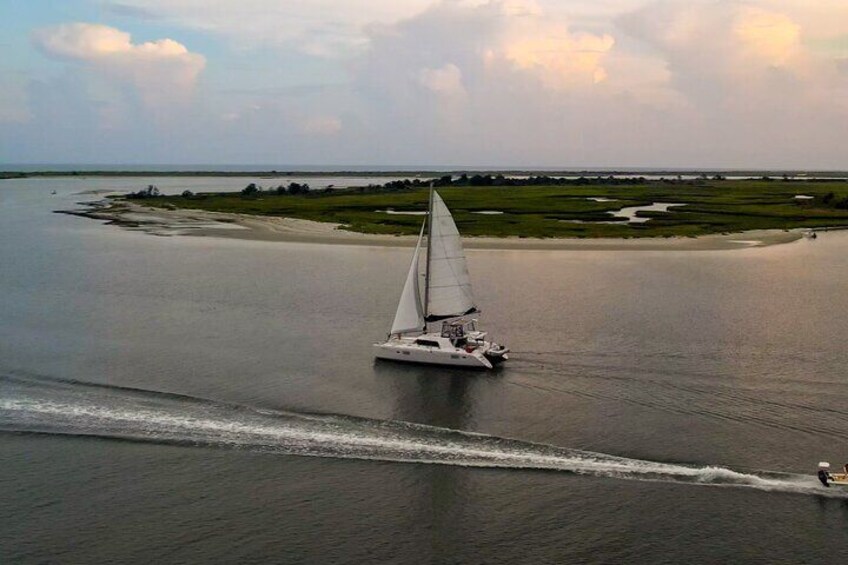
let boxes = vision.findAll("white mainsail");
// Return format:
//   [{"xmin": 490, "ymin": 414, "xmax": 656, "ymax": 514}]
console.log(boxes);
[
  {"xmin": 425, "ymin": 190, "xmax": 477, "ymax": 320},
  {"xmin": 390, "ymin": 222, "xmax": 426, "ymax": 335}
]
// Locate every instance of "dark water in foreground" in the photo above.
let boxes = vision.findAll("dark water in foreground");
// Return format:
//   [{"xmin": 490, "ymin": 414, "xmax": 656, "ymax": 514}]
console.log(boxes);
[{"xmin": 2, "ymin": 177, "xmax": 848, "ymax": 563}]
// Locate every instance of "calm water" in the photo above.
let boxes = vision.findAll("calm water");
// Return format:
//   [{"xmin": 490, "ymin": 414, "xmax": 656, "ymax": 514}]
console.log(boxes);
[{"xmin": 2, "ymin": 177, "xmax": 848, "ymax": 563}]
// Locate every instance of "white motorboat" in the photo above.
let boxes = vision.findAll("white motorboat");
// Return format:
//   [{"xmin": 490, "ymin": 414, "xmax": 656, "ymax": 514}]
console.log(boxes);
[{"xmin": 373, "ymin": 188, "xmax": 509, "ymax": 369}]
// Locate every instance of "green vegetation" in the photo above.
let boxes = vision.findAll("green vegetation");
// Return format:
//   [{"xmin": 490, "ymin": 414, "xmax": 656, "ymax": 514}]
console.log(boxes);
[
  {"xmin": 127, "ymin": 185, "xmax": 161, "ymax": 199},
  {"xmin": 138, "ymin": 177, "xmax": 848, "ymax": 239}
]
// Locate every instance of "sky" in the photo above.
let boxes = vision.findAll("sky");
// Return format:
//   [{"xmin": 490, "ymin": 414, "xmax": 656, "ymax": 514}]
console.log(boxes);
[{"xmin": 1, "ymin": 0, "xmax": 847, "ymax": 168}]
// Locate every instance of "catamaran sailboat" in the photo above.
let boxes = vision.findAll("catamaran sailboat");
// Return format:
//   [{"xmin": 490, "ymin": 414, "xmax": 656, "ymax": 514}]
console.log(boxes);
[{"xmin": 373, "ymin": 188, "xmax": 509, "ymax": 369}]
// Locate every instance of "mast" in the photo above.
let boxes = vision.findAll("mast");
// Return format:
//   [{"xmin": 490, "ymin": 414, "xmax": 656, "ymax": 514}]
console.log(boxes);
[{"xmin": 424, "ymin": 182, "xmax": 435, "ymax": 324}]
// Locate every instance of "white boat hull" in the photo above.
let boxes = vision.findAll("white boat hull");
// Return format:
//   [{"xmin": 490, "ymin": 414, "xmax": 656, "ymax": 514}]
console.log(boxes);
[{"xmin": 373, "ymin": 335, "xmax": 508, "ymax": 370}]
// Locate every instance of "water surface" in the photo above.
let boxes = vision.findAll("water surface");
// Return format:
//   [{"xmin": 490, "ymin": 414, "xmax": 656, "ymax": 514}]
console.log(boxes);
[{"xmin": 2, "ymin": 177, "xmax": 848, "ymax": 563}]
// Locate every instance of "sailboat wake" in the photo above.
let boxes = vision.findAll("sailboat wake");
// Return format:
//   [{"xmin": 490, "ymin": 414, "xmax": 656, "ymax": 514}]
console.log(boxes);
[{"xmin": 0, "ymin": 373, "xmax": 840, "ymax": 498}]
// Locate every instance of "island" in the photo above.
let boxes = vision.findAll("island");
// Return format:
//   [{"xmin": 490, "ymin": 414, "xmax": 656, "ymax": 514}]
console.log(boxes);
[{"xmin": 61, "ymin": 173, "xmax": 848, "ymax": 249}]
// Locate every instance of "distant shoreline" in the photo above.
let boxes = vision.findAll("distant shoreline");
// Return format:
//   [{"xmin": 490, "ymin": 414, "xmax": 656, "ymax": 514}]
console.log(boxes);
[
  {"xmin": 62, "ymin": 201, "xmax": 806, "ymax": 251},
  {"xmin": 6, "ymin": 169, "xmax": 848, "ymax": 179}
]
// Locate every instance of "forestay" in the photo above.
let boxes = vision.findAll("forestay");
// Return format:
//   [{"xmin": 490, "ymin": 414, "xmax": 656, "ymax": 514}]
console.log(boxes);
[{"xmin": 426, "ymin": 191, "xmax": 477, "ymax": 321}]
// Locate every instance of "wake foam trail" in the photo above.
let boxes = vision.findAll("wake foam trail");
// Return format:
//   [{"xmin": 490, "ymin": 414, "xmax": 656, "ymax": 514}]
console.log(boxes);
[{"xmin": 0, "ymin": 373, "xmax": 841, "ymax": 498}]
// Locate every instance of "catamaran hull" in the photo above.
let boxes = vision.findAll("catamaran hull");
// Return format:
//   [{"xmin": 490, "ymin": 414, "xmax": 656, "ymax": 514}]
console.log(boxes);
[
  {"xmin": 373, "ymin": 343, "xmax": 499, "ymax": 369},
  {"xmin": 485, "ymin": 352, "xmax": 509, "ymax": 365}
]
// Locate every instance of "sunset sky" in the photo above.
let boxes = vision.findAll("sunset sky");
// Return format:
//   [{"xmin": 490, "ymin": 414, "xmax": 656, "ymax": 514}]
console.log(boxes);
[{"xmin": 2, "ymin": 1, "xmax": 847, "ymax": 168}]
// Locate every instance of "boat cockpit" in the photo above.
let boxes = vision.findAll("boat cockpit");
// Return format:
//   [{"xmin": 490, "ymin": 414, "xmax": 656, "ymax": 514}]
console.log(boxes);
[{"xmin": 441, "ymin": 319, "xmax": 488, "ymax": 347}]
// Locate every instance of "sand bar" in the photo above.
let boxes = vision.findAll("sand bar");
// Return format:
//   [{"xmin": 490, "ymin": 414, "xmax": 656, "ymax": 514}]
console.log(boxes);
[{"xmin": 62, "ymin": 201, "xmax": 805, "ymax": 251}]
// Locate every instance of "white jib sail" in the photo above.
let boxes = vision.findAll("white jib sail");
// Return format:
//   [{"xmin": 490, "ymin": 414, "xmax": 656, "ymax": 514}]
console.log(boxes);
[
  {"xmin": 426, "ymin": 191, "xmax": 476, "ymax": 319},
  {"xmin": 390, "ymin": 222, "xmax": 426, "ymax": 335}
]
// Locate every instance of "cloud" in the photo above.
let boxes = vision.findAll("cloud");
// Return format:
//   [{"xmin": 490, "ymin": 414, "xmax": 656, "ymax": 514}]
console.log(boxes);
[
  {"xmin": 103, "ymin": 2, "xmax": 162, "ymax": 20},
  {"xmin": 359, "ymin": 1, "xmax": 616, "ymax": 96},
  {"xmin": 613, "ymin": 0, "xmax": 848, "ymax": 166},
  {"xmin": 734, "ymin": 7, "xmax": 801, "ymax": 66},
  {"xmin": 302, "ymin": 115, "xmax": 342, "ymax": 136},
  {"xmin": 499, "ymin": 25, "xmax": 614, "ymax": 87},
  {"xmin": 34, "ymin": 23, "xmax": 138, "ymax": 59},
  {"xmin": 103, "ymin": 0, "xmax": 435, "ymax": 56},
  {"xmin": 418, "ymin": 63, "xmax": 466, "ymax": 96},
  {"xmin": 8, "ymin": 1, "xmax": 848, "ymax": 168},
  {"xmin": 619, "ymin": 2, "xmax": 828, "ymax": 84},
  {"xmin": 0, "ymin": 74, "xmax": 32, "ymax": 124},
  {"xmin": 32, "ymin": 23, "xmax": 205, "ymax": 113},
  {"xmin": 344, "ymin": 1, "xmax": 675, "ymax": 166},
  {"xmin": 619, "ymin": 3, "xmax": 774, "ymax": 108},
  {"xmin": 333, "ymin": 0, "xmax": 848, "ymax": 167}
]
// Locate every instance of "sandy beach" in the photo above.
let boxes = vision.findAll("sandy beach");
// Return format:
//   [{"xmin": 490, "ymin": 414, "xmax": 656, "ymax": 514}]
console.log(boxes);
[{"xmin": 65, "ymin": 201, "xmax": 805, "ymax": 251}]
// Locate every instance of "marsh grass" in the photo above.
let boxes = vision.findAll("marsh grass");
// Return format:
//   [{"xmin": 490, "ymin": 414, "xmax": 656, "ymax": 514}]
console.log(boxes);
[{"xmin": 146, "ymin": 180, "xmax": 848, "ymax": 238}]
